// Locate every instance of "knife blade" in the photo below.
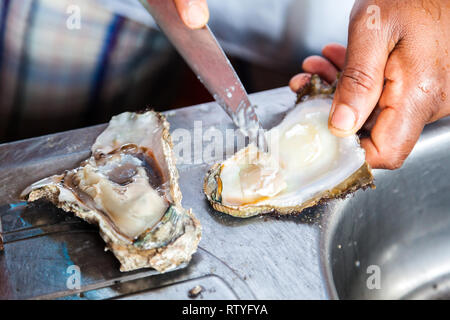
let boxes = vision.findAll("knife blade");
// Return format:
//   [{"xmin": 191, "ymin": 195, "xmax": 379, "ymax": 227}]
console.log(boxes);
[{"xmin": 141, "ymin": 0, "xmax": 266, "ymax": 150}]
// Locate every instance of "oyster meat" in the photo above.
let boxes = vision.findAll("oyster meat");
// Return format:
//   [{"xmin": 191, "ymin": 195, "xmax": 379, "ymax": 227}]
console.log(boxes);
[
  {"xmin": 204, "ymin": 75, "xmax": 374, "ymax": 218},
  {"xmin": 22, "ymin": 111, "xmax": 201, "ymax": 272}
]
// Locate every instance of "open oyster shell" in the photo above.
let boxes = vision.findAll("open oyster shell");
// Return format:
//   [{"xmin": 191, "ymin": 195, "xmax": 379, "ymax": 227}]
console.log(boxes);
[
  {"xmin": 22, "ymin": 111, "xmax": 201, "ymax": 272},
  {"xmin": 204, "ymin": 75, "xmax": 374, "ymax": 218}
]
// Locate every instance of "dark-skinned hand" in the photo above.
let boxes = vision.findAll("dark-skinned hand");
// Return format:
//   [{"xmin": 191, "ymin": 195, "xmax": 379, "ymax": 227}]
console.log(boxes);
[{"xmin": 290, "ymin": 0, "xmax": 450, "ymax": 169}]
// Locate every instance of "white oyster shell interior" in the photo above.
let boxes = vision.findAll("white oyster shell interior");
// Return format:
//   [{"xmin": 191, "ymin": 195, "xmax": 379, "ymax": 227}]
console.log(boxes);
[
  {"xmin": 72, "ymin": 153, "xmax": 168, "ymax": 239},
  {"xmin": 22, "ymin": 111, "xmax": 201, "ymax": 272},
  {"xmin": 22, "ymin": 112, "xmax": 175, "ymax": 242},
  {"xmin": 219, "ymin": 97, "xmax": 366, "ymax": 208}
]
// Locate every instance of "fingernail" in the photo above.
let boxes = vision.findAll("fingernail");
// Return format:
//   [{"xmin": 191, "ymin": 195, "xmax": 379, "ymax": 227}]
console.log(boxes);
[
  {"xmin": 186, "ymin": 2, "xmax": 208, "ymax": 29},
  {"xmin": 330, "ymin": 104, "xmax": 356, "ymax": 132}
]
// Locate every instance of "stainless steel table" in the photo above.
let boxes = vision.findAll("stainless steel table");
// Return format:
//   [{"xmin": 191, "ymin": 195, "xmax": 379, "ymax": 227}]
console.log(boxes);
[{"xmin": 0, "ymin": 87, "xmax": 330, "ymax": 300}]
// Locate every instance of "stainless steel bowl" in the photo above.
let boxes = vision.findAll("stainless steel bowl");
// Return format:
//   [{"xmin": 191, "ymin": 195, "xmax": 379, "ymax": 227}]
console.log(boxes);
[{"xmin": 321, "ymin": 117, "xmax": 450, "ymax": 299}]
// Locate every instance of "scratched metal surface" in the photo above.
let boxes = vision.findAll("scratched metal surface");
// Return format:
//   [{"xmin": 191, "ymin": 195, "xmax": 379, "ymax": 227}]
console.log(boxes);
[{"xmin": 0, "ymin": 87, "xmax": 330, "ymax": 300}]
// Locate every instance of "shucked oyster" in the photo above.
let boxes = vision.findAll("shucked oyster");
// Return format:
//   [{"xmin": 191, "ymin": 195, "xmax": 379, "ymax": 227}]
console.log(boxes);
[
  {"xmin": 204, "ymin": 75, "xmax": 374, "ymax": 218},
  {"xmin": 22, "ymin": 111, "xmax": 201, "ymax": 272}
]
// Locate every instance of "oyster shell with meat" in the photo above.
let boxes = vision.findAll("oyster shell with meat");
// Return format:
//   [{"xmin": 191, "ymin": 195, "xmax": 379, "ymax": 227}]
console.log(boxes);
[
  {"xmin": 204, "ymin": 75, "xmax": 374, "ymax": 218},
  {"xmin": 22, "ymin": 111, "xmax": 201, "ymax": 272}
]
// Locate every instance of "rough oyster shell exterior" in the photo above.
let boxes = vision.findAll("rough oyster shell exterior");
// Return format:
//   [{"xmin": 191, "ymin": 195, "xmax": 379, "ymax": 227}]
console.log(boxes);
[{"xmin": 22, "ymin": 111, "xmax": 201, "ymax": 272}]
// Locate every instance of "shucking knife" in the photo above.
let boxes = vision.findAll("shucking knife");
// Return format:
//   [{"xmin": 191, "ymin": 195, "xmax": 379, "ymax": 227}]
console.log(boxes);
[{"xmin": 141, "ymin": 0, "xmax": 267, "ymax": 151}]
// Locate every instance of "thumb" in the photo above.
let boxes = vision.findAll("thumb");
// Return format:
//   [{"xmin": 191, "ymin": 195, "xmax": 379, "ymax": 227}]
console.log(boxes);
[
  {"xmin": 174, "ymin": 0, "xmax": 209, "ymax": 29},
  {"xmin": 329, "ymin": 4, "xmax": 392, "ymax": 137}
]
